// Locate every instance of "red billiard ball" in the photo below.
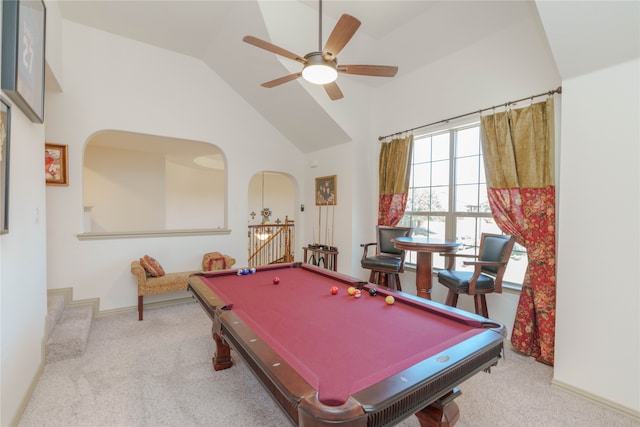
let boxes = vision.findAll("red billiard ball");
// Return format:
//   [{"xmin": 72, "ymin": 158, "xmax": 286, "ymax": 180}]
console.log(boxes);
[
  {"xmin": 353, "ymin": 289, "xmax": 362, "ymax": 298},
  {"xmin": 273, "ymin": 277, "xmax": 280, "ymax": 285},
  {"xmin": 330, "ymin": 286, "xmax": 338, "ymax": 295}
]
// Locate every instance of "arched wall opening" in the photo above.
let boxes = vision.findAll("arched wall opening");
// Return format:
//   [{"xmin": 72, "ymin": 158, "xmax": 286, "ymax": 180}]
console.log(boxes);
[
  {"xmin": 248, "ymin": 171, "xmax": 296, "ymax": 226},
  {"xmin": 83, "ymin": 130, "xmax": 226, "ymax": 233}
]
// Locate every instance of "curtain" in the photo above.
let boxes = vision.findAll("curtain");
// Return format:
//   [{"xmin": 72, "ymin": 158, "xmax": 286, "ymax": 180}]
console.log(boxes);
[
  {"xmin": 480, "ymin": 99, "xmax": 556, "ymax": 365},
  {"xmin": 378, "ymin": 135, "xmax": 413, "ymax": 226}
]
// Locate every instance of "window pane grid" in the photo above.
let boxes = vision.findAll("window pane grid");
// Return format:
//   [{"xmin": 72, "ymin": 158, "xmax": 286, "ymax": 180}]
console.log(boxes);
[{"xmin": 401, "ymin": 123, "xmax": 527, "ymax": 286}]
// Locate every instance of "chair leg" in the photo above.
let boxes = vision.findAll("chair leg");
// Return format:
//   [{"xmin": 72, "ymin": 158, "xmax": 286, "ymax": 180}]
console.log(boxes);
[
  {"xmin": 138, "ymin": 295, "xmax": 143, "ymax": 321},
  {"xmin": 379, "ymin": 273, "xmax": 389, "ymax": 287},
  {"xmin": 387, "ymin": 274, "xmax": 396, "ymax": 290},
  {"xmin": 445, "ymin": 291, "xmax": 458, "ymax": 307},
  {"xmin": 474, "ymin": 295, "xmax": 489, "ymax": 318},
  {"xmin": 369, "ymin": 271, "xmax": 377, "ymax": 284},
  {"xmin": 393, "ymin": 274, "xmax": 402, "ymax": 292}
]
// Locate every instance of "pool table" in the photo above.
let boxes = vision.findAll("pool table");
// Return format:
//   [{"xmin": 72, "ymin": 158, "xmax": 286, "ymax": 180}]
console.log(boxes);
[{"xmin": 188, "ymin": 262, "xmax": 504, "ymax": 427}]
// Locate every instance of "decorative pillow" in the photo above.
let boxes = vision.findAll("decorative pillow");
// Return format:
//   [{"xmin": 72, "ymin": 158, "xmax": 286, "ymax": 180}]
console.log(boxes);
[
  {"xmin": 203, "ymin": 252, "xmax": 237, "ymax": 271},
  {"xmin": 139, "ymin": 255, "xmax": 165, "ymax": 277}
]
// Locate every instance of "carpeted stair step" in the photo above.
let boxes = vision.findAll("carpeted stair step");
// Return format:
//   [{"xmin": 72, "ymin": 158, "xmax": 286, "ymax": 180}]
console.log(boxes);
[
  {"xmin": 46, "ymin": 294, "xmax": 66, "ymax": 340},
  {"xmin": 45, "ymin": 305, "xmax": 94, "ymax": 364}
]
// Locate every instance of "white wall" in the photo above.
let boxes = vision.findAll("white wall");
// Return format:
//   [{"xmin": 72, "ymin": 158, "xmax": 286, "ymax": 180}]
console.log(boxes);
[
  {"xmin": 375, "ymin": 7, "xmax": 559, "ymax": 134},
  {"xmin": 0, "ymin": 92, "xmax": 48, "ymax": 427},
  {"xmin": 0, "ymin": 1, "xmax": 63, "ymax": 424},
  {"xmin": 304, "ymin": 142, "xmax": 369, "ymax": 278},
  {"xmin": 165, "ymin": 160, "xmax": 225, "ymax": 230},
  {"xmin": 44, "ymin": 20, "xmax": 305, "ymax": 312},
  {"xmin": 84, "ymin": 145, "xmax": 166, "ymax": 232},
  {"xmin": 554, "ymin": 58, "xmax": 640, "ymax": 414}
]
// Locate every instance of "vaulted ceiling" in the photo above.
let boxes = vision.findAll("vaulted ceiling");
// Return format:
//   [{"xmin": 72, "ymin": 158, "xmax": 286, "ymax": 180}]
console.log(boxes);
[{"xmin": 56, "ymin": 0, "xmax": 639, "ymax": 153}]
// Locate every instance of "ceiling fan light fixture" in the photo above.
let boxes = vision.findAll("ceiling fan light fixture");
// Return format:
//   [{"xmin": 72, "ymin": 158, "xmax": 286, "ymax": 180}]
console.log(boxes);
[{"xmin": 301, "ymin": 53, "xmax": 337, "ymax": 85}]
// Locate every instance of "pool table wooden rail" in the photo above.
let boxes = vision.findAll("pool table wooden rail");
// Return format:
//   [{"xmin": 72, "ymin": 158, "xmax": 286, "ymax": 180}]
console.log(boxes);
[{"xmin": 187, "ymin": 264, "xmax": 505, "ymax": 427}]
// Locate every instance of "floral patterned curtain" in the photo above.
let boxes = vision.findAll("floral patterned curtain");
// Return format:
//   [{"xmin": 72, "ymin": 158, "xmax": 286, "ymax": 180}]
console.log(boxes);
[
  {"xmin": 480, "ymin": 99, "xmax": 556, "ymax": 365},
  {"xmin": 378, "ymin": 135, "xmax": 413, "ymax": 226}
]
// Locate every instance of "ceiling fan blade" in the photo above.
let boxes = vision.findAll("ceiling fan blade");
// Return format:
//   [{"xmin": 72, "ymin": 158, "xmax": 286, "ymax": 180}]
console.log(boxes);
[
  {"xmin": 261, "ymin": 73, "xmax": 302, "ymax": 88},
  {"xmin": 323, "ymin": 14, "xmax": 361, "ymax": 61},
  {"xmin": 243, "ymin": 36, "xmax": 307, "ymax": 64},
  {"xmin": 324, "ymin": 82, "xmax": 344, "ymax": 100},
  {"xmin": 338, "ymin": 65, "xmax": 399, "ymax": 77}
]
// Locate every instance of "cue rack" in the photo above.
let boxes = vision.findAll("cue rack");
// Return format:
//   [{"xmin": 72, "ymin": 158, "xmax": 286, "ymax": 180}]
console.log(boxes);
[{"xmin": 304, "ymin": 202, "xmax": 338, "ymax": 271}]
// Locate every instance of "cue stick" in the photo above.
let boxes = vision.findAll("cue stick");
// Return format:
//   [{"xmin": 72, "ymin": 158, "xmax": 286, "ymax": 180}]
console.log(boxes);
[
  {"xmin": 331, "ymin": 204, "xmax": 335, "ymax": 247},
  {"xmin": 325, "ymin": 200, "xmax": 329, "ymax": 246},
  {"xmin": 318, "ymin": 205, "xmax": 321, "ymax": 244}
]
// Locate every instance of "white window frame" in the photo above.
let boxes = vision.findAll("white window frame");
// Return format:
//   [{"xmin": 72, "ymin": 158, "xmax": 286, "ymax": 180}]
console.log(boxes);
[{"xmin": 398, "ymin": 121, "xmax": 525, "ymax": 287}]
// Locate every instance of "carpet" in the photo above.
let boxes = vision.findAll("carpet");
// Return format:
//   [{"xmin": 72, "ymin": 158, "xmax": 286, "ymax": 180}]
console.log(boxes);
[{"xmin": 19, "ymin": 301, "xmax": 639, "ymax": 427}]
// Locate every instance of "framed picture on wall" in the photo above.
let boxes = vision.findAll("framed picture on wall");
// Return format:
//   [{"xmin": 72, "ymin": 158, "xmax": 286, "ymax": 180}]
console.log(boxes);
[
  {"xmin": 0, "ymin": 97, "xmax": 11, "ymax": 234},
  {"xmin": 1, "ymin": 0, "xmax": 47, "ymax": 123},
  {"xmin": 315, "ymin": 175, "xmax": 337, "ymax": 206},
  {"xmin": 45, "ymin": 143, "xmax": 68, "ymax": 186}
]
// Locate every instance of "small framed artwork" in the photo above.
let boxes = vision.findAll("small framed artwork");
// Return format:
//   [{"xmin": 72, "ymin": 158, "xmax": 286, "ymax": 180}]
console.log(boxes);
[
  {"xmin": 45, "ymin": 143, "xmax": 68, "ymax": 186},
  {"xmin": 315, "ymin": 175, "xmax": 337, "ymax": 205},
  {"xmin": 1, "ymin": 0, "xmax": 47, "ymax": 123},
  {"xmin": 0, "ymin": 97, "xmax": 11, "ymax": 234}
]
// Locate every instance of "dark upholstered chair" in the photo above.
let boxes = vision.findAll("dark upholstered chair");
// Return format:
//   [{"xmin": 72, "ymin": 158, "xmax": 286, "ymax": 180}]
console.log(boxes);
[
  {"xmin": 360, "ymin": 226, "xmax": 411, "ymax": 290},
  {"xmin": 438, "ymin": 233, "xmax": 516, "ymax": 318}
]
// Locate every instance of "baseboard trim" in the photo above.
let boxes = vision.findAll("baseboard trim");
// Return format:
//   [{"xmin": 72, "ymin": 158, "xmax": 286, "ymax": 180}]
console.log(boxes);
[
  {"xmin": 48, "ymin": 288, "xmax": 196, "ymax": 319},
  {"xmin": 551, "ymin": 378, "xmax": 640, "ymax": 422},
  {"xmin": 94, "ymin": 296, "xmax": 197, "ymax": 318},
  {"xmin": 48, "ymin": 288, "xmax": 99, "ymax": 317},
  {"xmin": 12, "ymin": 345, "xmax": 45, "ymax": 427}
]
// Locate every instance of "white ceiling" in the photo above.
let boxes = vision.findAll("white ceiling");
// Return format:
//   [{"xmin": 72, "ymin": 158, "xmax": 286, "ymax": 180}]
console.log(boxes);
[{"xmin": 55, "ymin": 0, "xmax": 639, "ymax": 153}]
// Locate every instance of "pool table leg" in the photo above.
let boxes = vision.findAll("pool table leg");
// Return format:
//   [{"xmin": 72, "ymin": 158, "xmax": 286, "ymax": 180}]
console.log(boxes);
[
  {"xmin": 211, "ymin": 326, "xmax": 233, "ymax": 371},
  {"xmin": 415, "ymin": 389, "xmax": 461, "ymax": 427}
]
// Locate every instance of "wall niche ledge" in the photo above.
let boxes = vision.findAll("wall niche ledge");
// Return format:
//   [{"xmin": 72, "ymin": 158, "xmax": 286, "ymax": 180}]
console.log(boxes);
[{"xmin": 77, "ymin": 228, "xmax": 231, "ymax": 241}]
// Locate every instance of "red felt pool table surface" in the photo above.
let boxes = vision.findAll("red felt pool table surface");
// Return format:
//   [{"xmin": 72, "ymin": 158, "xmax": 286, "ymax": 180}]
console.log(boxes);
[{"xmin": 188, "ymin": 262, "xmax": 505, "ymax": 427}]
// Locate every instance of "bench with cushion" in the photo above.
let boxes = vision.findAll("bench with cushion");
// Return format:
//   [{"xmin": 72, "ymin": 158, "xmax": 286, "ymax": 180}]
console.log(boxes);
[{"xmin": 132, "ymin": 253, "xmax": 236, "ymax": 320}]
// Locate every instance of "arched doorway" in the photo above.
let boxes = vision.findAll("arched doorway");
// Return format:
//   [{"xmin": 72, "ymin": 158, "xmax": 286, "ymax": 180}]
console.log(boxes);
[{"xmin": 247, "ymin": 172, "xmax": 296, "ymax": 267}]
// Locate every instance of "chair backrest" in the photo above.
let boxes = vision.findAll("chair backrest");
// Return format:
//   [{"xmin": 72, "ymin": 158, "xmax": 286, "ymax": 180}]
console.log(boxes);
[
  {"xmin": 377, "ymin": 226, "xmax": 412, "ymax": 256},
  {"xmin": 479, "ymin": 233, "xmax": 516, "ymax": 275}
]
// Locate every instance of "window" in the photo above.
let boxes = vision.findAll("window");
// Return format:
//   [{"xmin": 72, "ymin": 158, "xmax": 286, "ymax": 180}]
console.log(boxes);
[{"xmin": 397, "ymin": 123, "xmax": 526, "ymax": 285}]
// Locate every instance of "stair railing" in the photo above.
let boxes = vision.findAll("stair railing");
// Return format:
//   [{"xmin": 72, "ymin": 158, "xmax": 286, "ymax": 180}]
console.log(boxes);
[{"xmin": 248, "ymin": 218, "xmax": 295, "ymax": 267}]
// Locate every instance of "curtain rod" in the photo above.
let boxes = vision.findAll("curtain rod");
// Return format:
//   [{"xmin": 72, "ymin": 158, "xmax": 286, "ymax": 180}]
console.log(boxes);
[{"xmin": 378, "ymin": 86, "xmax": 562, "ymax": 141}]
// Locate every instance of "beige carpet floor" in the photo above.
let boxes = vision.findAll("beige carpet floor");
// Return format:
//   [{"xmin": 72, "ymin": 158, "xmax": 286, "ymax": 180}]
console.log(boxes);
[{"xmin": 19, "ymin": 301, "xmax": 639, "ymax": 427}]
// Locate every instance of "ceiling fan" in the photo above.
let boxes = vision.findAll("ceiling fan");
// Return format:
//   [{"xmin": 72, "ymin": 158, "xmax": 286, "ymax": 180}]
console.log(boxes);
[{"xmin": 242, "ymin": 0, "xmax": 398, "ymax": 100}]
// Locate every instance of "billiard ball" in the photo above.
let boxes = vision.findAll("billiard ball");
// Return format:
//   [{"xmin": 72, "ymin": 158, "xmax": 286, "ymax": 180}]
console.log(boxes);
[
  {"xmin": 273, "ymin": 277, "xmax": 280, "ymax": 285},
  {"xmin": 347, "ymin": 287, "xmax": 356, "ymax": 296},
  {"xmin": 385, "ymin": 295, "xmax": 395, "ymax": 305},
  {"xmin": 368, "ymin": 288, "xmax": 377, "ymax": 297},
  {"xmin": 237, "ymin": 269, "xmax": 243, "ymax": 276},
  {"xmin": 249, "ymin": 268, "xmax": 256, "ymax": 274},
  {"xmin": 353, "ymin": 289, "xmax": 362, "ymax": 298},
  {"xmin": 242, "ymin": 268, "xmax": 249, "ymax": 275},
  {"xmin": 330, "ymin": 286, "xmax": 339, "ymax": 295}
]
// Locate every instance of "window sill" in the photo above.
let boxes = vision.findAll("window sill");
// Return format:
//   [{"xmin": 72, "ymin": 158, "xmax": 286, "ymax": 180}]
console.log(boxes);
[
  {"xmin": 501, "ymin": 282, "xmax": 523, "ymax": 295},
  {"xmin": 77, "ymin": 228, "xmax": 231, "ymax": 240}
]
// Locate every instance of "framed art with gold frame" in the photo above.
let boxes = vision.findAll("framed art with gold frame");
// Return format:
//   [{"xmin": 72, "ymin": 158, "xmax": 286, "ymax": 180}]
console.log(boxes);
[
  {"xmin": 45, "ymin": 143, "xmax": 68, "ymax": 186},
  {"xmin": 315, "ymin": 175, "xmax": 337, "ymax": 205}
]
